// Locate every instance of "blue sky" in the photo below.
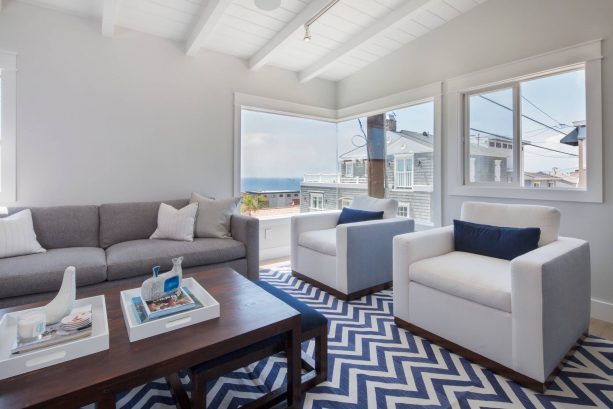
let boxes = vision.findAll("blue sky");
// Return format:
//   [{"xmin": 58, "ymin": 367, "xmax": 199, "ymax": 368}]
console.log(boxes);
[{"xmin": 242, "ymin": 69, "xmax": 584, "ymax": 179}]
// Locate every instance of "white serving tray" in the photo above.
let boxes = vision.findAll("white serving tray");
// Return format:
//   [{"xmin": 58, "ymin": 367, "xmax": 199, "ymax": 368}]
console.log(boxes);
[
  {"xmin": 120, "ymin": 277, "xmax": 220, "ymax": 342},
  {"xmin": 0, "ymin": 295, "xmax": 109, "ymax": 380}
]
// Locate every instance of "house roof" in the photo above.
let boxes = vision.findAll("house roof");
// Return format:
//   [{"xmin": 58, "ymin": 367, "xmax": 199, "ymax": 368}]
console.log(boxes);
[
  {"xmin": 339, "ymin": 130, "xmax": 433, "ymax": 160},
  {"xmin": 524, "ymin": 171, "xmax": 576, "ymax": 186}
]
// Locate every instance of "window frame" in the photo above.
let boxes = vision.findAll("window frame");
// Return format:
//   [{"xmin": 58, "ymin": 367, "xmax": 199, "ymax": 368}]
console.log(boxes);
[
  {"xmin": 345, "ymin": 161, "xmax": 354, "ymax": 177},
  {"xmin": 310, "ymin": 192, "xmax": 324, "ymax": 211},
  {"xmin": 394, "ymin": 154, "xmax": 415, "ymax": 189},
  {"xmin": 397, "ymin": 202, "xmax": 410, "ymax": 218},
  {"xmin": 446, "ymin": 40, "xmax": 603, "ymax": 203},
  {"xmin": 0, "ymin": 50, "xmax": 17, "ymax": 203}
]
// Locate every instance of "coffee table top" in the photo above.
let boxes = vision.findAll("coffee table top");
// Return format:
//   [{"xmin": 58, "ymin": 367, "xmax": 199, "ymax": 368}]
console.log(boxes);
[{"xmin": 0, "ymin": 268, "xmax": 300, "ymax": 409}]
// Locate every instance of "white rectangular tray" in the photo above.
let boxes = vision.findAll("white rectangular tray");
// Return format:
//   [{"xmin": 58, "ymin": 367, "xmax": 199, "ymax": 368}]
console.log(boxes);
[
  {"xmin": 120, "ymin": 277, "xmax": 220, "ymax": 342},
  {"xmin": 0, "ymin": 295, "xmax": 109, "ymax": 380}
]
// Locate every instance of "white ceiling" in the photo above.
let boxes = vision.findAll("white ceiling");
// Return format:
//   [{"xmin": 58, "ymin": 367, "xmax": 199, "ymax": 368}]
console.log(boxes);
[{"xmin": 17, "ymin": 0, "xmax": 488, "ymax": 82}]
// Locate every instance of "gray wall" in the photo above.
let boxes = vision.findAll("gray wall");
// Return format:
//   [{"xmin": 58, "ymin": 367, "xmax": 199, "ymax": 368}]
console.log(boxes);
[
  {"xmin": 337, "ymin": 0, "xmax": 613, "ymax": 316},
  {"xmin": 0, "ymin": 1, "xmax": 336, "ymax": 206}
]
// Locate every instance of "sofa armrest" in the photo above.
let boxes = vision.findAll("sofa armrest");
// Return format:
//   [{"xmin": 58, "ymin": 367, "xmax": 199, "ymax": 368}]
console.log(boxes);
[
  {"xmin": 392, "ymin": 225, "xmax": 454, "ymax": 322},
  {"xmin": 290, "ymin": 211, "xmax": 341, "ymax": 271},
  {"xmin": 511, "ymin": 237, "xmax": 590, "ymax": 381},
  {"xmin": 335, "ymin": 217, "xmax": 414, "ymax": 294},
  {"xmin": 231, "ymin": 215, "xmax": 260, "ymax": 281}
]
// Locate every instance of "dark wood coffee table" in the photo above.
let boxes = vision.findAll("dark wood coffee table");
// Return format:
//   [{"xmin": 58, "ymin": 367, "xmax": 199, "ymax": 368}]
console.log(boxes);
[{"xmin": 0, "ymin": 268, "xmax": 302, "ymax": 409}]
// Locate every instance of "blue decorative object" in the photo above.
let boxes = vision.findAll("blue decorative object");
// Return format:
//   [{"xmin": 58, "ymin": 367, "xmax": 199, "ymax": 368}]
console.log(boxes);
[
  {"xmin": 337, "ymin": 207, "xmax": 384, "ymax": 225},
  {"xmin": 140, "ymin": 257, "xmax": 184, "ymax": 301},
  {"xmin": 453, "ymin": 219, "xmax": 540, "ymax": 260}
]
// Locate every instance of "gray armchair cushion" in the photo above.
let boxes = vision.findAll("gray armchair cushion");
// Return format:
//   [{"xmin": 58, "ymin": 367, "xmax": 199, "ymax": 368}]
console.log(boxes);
[
  {"xmin": 106, "ymin": 238, "xmax": 246, "ymax": 281},
  {"xmin": 298, "ymin": 228, "xmax": 337, "ymax": 256},
  {"xmin": 7, "ymin": 206, "xmax": 99, "ymax": 249},
  {"xmin": 0, "ymin": 247, "xmax": 107, "ymax": 298},
  {"xmin": 99, "ymin": 199, "xmax": 189, "ymax": 248}
]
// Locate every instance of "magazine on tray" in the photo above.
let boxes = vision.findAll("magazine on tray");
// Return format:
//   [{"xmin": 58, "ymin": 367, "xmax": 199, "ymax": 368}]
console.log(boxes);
[
  {"xmin": 131, "ymin": 287, "xmax": 203, "ymax": 324},
  {"xmin": 11, "ymin": 305, "xmax": 93, "ymax": 355}
]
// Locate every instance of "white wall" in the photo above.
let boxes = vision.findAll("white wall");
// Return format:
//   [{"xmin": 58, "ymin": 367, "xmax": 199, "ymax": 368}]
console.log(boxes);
[
  {"xmin": 0, "ymin": 1, "xmax": 336, "ymax": 206},
  {"xmin": 337, "ymin": 0, "xmax": 613, "ymax": 320}
]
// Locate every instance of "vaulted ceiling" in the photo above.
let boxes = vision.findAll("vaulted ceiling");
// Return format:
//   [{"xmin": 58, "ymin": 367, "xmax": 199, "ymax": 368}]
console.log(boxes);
[{"xmin": 17, "ymin": 0, "xmax": 488, "ymax": 82}]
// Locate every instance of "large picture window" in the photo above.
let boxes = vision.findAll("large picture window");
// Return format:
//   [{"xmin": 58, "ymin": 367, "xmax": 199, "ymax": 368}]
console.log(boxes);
[
  {"xmin": 464, "ymin": 68, "xmax": 586, "ymax": 190},
  {"xmin": 0, "ymin": 51, "xmax": 17, "ymax": 203}
]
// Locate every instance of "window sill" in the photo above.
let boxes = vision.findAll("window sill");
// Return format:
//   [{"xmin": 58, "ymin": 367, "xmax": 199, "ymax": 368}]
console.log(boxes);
[{"xmin": 448, "ymin": 184, "xmax": 602, "ymax": 203}]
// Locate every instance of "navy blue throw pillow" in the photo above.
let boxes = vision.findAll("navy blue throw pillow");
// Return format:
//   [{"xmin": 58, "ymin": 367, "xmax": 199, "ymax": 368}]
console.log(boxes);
[
  {"xmin": 337, "ymin": 208, "xmax": 384, "ymax": 225},
  {"xmin": 453, "ymin": 220, "xmax": 540, "ymax": 260}
]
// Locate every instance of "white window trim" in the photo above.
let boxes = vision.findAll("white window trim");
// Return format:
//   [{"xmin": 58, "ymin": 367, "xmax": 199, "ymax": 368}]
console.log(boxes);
[
  {"xmin": 397, "ymin": 202, "xmax": 410, "ymax": 218},
  {"xmin": 394, "ymin": 154, "xmax": 414, "ymax": 189},
  {"xmin": 0, "ymin": 50, "xmax": 17, "ymax": 203},
  {"xmin": 446, "ymin": 39, "xmax": 603, "ymax": 203},
  {"xmin": 310, "ymin": 192, "xmax": 324, "ymax": 211},
  {"xmin": 345, "ymin": 161, "xmax": 354, "ymax": 177}
]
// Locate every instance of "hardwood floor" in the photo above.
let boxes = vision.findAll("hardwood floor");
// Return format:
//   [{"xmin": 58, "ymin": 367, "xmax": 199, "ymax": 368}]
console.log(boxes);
[{"xmin": 260, "ymin": 260, "xmax": 613, "ymax": 342}]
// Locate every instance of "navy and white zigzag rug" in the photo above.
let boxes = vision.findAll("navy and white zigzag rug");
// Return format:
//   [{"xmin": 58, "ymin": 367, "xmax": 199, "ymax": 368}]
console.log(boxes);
[{"xmin": 104, "ymin": 264, "xmax": 613, "ymax": 409}]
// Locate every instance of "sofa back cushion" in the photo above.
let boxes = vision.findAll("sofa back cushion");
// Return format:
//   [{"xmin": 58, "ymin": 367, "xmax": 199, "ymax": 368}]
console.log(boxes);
[
  {"xmin": 460, "ymin": 201, "xmax": 560, "ymax": 246},
  {"xmin": 99, "ymin": 199, "xmax": 189, "ymax": 248},
  {"xmin": 7, "ymin": 205, "xmax": 100, "ymax": 249},
  {"xmin": 349, "ymin": 195, "xmax": 398, "ymax": 219}
]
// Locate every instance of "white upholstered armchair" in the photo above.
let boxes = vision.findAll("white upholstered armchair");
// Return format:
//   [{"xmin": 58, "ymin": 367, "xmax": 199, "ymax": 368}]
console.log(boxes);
[
  {"xmin": 393, "ymin": 201, "xmax": 590, "ymax": 391},
  {"xmin": 291, "ymin": 196, "xmax": 414, "ymax": 300}
]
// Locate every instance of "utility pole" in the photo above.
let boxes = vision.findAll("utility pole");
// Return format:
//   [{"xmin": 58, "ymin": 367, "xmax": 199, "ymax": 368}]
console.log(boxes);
[{"xmin": 367, "ymin": 114, "xmax": 386, "ymax": 198}]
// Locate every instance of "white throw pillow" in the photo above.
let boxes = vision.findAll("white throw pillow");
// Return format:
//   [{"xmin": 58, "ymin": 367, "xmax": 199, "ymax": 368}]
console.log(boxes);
[
  {"xmin": 0, "ymin": 209, "xmax": 46, "ymax": 258},
  {"xmin": 190, "ymin": 193, "xmax": 240, "ymax": 239},
  {"xmin": 150, "ymin": 202, "xmax": 198, "ymax": 242}
]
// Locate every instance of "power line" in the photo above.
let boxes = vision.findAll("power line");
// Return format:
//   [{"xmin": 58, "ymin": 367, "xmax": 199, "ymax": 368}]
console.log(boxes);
[
  {"xmin": 470, "ymin": 127, "xmax": 577, "ymax": 157},
  {"xmin": 521, "ymin": 95, "xmax": 571, "ymax": 128},
  {"xmin": 479, "ymin": 95, "xmax": 568, "ymax": 135}
]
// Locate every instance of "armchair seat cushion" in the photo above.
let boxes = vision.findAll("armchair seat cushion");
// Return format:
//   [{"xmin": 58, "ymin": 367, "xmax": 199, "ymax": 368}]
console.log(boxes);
[
  {"xmin": 409, "ymin": 251, "xmax": 511, "ymax": 313},
  {"xmin": 298, "ymin": 228, "xmax": 337, "ymax": 256}
]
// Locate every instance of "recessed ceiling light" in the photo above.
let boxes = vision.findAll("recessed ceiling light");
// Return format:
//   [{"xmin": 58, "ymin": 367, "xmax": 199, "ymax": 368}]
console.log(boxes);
[{"xmin": 254, "ymin": 0, "xmax": 281, "ymax": 11}]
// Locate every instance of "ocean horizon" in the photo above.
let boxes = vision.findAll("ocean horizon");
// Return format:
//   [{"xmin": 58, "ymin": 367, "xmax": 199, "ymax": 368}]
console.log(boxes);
[{"xmin": 241, "ymin": 177, "xmax": 302, "ymax": 192}]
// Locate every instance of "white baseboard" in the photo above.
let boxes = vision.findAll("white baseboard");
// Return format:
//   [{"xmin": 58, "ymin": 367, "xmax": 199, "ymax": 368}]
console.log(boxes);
[
  {"xmin": 591, "ymin": 298, "xmax": 613, "ymax": 323},
  {"xmin": 260, "ymin": 246, "xmax": 290, "ymax": 262}
]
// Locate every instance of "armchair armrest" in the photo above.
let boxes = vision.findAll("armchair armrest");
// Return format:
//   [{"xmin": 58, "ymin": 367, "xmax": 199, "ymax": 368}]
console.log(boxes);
[
  {"xmin": 230, "ymin": 215, "xmax": 259, "ymax": 281},
  {"xmin": 511, "ymin": 237, "xmax": 590, "ymax": 382},
  {"xmin": 335, "ymin": 217, "xmax": 414, "ymax": 294},
  {"xmin": 392, "ymin": 225, "xmax": 454, "ymax": 322},
  {"xmin": 290, "ymin": 211, "xmax": 341, "ymax": 271}
]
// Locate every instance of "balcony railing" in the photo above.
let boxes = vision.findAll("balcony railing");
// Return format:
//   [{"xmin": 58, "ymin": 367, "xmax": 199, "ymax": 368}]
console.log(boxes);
[
  {"xmin": 395, "ymin": 171, "xmax": 414, "ymax": 188},
  {"xmin": 303, "ymin": 174, "xmax": 368, "ymax": 184}
]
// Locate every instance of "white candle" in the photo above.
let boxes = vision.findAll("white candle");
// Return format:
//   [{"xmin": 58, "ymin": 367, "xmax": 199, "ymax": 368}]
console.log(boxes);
[{"xmin": 18, "ymin": 311, "xmax": 46, "ymax": 340}]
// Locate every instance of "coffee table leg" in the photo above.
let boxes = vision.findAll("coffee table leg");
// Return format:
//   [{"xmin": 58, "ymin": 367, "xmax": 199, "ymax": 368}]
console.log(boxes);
[
  {"xmin": 97, "ymin": 393, "xmax": 116, "ymax": 409},
  {"xmin": 286, "ymin": 317, "xmax": 302, "ymax": 408}
]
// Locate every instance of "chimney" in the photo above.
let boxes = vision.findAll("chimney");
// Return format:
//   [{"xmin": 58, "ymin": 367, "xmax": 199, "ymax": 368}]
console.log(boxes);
[{"xmin": 386, "ymin": 114, "xmax": 397, "ymax": 132}]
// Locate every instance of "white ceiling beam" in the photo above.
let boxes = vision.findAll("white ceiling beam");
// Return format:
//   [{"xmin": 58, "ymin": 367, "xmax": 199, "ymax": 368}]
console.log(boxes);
[
  {"xmin": 249, "ymin": 0, "xmax": 332, "ymax": 71},
  {"xmin": 299, "ymin": 0, "xmax": 431, "ymax": 83},
  {"xmin": 185, "ymin": 0, "xmax": 233, "ymax": 56},
  {"xmin": 102, "ymin": 0, "xmax": 123, "ymax": 37}
]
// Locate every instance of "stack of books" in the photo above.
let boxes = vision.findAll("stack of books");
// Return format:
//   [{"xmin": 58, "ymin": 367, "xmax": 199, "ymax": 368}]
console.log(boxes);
[{"xmin": 131, "ymin": 287, "xmax": 203, "ymax": 324}]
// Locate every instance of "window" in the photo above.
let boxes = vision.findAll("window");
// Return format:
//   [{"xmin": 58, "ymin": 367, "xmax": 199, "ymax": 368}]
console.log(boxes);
[
  {"xmin": 397, "ymin": 203, "xmax": 410, "ymax": 218},
  {"xmin": 394, "ymin": 155, "xmax": 414, "ymax": 188},
  {"xmin": 340, "ymin": 197, "xmax": 352, "ymax": 208},
  {"xmin": 464, "ymin": 69, "xmax": 586, "ymax": 190},
  {"xmin": 345, "ymin": 161, "xmax": 354, "ymax": 177},
  {"xmin": 310, "ymin": 193, "xmax": 324, "ymax": 211},
  {"xmin": 0, "ymin": 51, "xmax": 17, "ymax": 203}
]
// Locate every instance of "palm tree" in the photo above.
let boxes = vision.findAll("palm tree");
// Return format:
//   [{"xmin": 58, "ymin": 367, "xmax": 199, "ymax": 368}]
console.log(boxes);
[{"xmin": 241, "ymin": 193, "xmax": 268, "ymax": 216}]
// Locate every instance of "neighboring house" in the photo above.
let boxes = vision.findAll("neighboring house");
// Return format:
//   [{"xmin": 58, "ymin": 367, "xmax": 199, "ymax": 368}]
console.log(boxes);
[
  {"xmin": 244, "ymin": 190, "xmax": 300, "ymax": 208},
  {"xmin": 524, "ymin": 172, "xmax": 577, "ymax": 188}
]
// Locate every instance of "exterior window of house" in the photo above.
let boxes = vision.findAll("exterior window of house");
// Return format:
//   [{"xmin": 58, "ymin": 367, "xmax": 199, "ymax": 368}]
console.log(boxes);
[
  {"xmin": 340, "ymin": 197, "xmax": 352, "ymax": 208},
  {"xmin": 464, "ymin": 68, "xmax": 586, "ymax": 190},
  {"xmin": 548, "ymin": 181, "xmax": 555, "ymax": 188},
  {"xmin": 345, "ymin": 161, "xmax": 353, "ymax": 177},
  {"xmin": 310, "ymin": 193, "xmax": 324, "ymax": 211},
  {"xmin": 397, "ymin": 203, "xmax": 410, "ymax": 217},
  {"xmin": 394, "ymin": 155, "xmax": 414, "ymax": 188}
]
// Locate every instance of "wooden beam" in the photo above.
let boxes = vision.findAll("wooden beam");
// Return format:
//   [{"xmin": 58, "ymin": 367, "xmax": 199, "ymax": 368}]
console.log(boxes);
[
  {"xmin": 249, "ymin": 0, "xmax": 331, "ymax": 71},
  {"xmin": 102, "ymin": 0, "xmax": 123, "ymax": 37},
  {"xmin": 298, "ymin": 0, "xmax": 430, "ymax": 82},
  {"xmin": 185, "ymin": 0, "xmax": 233, "ymax": 56}
]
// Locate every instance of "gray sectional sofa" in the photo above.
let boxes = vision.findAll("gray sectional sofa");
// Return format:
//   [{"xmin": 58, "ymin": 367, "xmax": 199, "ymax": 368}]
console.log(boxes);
[{"xmin": 0, "ymin": 199, "xmax": 259, "ymax": 308}]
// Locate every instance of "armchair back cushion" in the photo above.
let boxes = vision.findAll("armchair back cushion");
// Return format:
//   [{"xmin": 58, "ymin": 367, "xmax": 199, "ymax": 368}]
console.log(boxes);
[
  {"xmin": 338, "ymin": 208, "xmax": 384, "ymax": 225},
  {"xmin": 350, "ymin": 196, "xmax": 398, "ymax": 219},
  {"xmin": 454, "ymin": 220, "xmax": 540, "ymax": 260},
  {"xmin": 461, "ymin": 202, "xmax": 560, "ymax": 246}
]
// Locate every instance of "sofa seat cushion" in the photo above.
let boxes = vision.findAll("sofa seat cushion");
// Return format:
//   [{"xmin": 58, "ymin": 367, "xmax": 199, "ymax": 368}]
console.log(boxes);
[
  {"xmin": 409, "ymin": 251, "xmax": 511, "ymax": 313},
  {"xmin": 0, "ymin": 247, "xmax": 107, "ymax": 298},
  {"xmin": 106, "ymin": 238, "xmax": 246, "ymax": 280},
  {"xmin": 298, "ymin": 228, "xmax": 336, "ymax": 256}
]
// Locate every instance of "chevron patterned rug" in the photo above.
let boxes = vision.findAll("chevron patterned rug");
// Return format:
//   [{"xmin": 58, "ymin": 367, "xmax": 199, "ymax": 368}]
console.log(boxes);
[{"xmin": 105, "ymin": 264, "xmax": 612, "ymax": 409}]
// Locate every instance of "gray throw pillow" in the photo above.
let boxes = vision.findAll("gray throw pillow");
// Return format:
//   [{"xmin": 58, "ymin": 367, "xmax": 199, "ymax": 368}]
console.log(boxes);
[{"xmin": 190, "ymin": 193, "xmax": 241, "ymax": 238}]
